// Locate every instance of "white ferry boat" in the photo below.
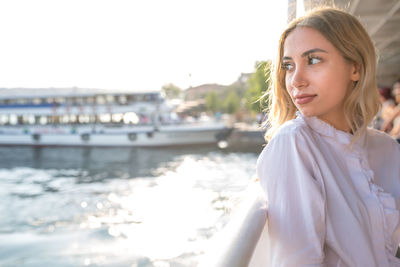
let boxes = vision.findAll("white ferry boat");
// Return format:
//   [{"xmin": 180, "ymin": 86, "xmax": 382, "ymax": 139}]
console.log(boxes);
[{"xmin": 0, "ymin": 88, "xmax": 232, "ymax": 147}]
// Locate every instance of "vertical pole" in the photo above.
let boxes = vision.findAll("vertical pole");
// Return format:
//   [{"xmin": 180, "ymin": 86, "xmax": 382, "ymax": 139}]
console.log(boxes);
[{"xmin": 288, "ymin": 0, "xmax": 297, "ymax": 23}]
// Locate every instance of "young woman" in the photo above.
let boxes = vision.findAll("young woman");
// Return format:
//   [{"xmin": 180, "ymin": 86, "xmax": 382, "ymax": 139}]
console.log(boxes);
[{"xmin": 256, "ymin": 7, "xmax": 400, "ymax": 266}]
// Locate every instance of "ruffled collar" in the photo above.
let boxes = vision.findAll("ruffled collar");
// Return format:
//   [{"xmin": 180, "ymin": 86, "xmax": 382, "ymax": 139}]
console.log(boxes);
[{"xmin": 295, "ymin": 112, "xmax": 366, "ymax": 150}]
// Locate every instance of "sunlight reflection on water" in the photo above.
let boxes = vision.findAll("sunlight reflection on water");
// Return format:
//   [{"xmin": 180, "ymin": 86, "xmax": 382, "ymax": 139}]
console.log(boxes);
[{"xmin": 0, "ymin": 147, "xmax": 259, "ymax": 267}]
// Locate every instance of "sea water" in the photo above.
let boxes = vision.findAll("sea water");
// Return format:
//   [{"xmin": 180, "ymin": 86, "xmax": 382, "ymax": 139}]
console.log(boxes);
[{"xmin": 0, "ymin": 146, "xmax": 260, "ymax": 267}]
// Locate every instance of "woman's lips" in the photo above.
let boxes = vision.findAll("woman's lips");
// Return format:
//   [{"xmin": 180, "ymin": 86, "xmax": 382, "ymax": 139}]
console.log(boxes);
[{"xmin": 295, "ymin": 94, "xmax": 316, "ymax": 105}]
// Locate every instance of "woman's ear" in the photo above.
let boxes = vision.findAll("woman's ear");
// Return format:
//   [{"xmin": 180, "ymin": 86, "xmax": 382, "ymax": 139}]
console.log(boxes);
[{"xmin": 350, "ymin": 63, "xmax": 360, "ymax": 82}]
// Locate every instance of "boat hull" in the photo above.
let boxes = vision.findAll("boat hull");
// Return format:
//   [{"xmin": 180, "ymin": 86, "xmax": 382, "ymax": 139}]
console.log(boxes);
[{"xmin": 0, "ymin": 124, "xmax": 232, "ymax": 147}]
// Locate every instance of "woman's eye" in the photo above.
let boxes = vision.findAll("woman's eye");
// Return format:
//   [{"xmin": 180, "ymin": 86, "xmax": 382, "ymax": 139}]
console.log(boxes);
[
  {"xmin": 282, "ymin": 62, "xmax": 293, "ymax": 71},
  {"xmin": 308, "ymin": 57, "xmax": 321, "ymax": 65}
]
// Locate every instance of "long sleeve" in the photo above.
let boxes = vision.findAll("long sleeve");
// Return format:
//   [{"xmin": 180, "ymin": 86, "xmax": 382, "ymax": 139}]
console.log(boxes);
[{"xmin": 257, "ymin": 129, "xmax": 326, "ymax": 266}]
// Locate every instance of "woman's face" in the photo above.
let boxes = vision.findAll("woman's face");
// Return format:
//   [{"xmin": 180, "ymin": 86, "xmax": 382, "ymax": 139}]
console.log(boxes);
[{"xmin": 282, "ymin": 26, "xmax": 359, "ymax": 130}]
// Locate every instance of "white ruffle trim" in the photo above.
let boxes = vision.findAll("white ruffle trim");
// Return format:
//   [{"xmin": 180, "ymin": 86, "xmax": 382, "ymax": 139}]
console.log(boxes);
[{"xmin": 364, "ymin": 167, "xmax": 400, "ymax": 265}]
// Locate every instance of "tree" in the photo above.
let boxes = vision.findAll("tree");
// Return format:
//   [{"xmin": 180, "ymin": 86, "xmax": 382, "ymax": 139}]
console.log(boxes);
[
  {"xmin": 224, "ymin": 91, "xmax": 240, "ymax": 114},
  {"xmin": 162, "ymin": 83, "xmax": 182, "ymax": 99},
  {"xmin": 245, "ymin": 61, "xmax": 271, "ymax": 114},
  {"xmin": 205, "ymin": 91, "xmax": 219, "ymax": 114}
]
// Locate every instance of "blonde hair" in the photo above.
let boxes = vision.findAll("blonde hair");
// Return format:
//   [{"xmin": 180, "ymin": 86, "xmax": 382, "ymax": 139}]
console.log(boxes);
[{"xmin": 264, "ymin": 7, "xmax": 380, "ymax": 143}]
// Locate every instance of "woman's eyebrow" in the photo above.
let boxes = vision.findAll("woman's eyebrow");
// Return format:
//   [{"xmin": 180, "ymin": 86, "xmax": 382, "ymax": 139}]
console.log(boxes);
[
  {"xmin": 283, "ymin": 48, "xmax": 328, "ymax": 60},
  {"xmin": 301, "ymin": 48, "xmax": 328, "ymax": 57}
]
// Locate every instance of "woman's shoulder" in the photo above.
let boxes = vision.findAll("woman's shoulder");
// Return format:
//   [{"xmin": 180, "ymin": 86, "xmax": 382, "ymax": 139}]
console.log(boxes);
[
  {"xmin": 269, "ymin": 116, "xmax": 314, "ymax": 144},
  {"xmin": 366, "ymin": 127, "xmax": 400, "ymax": 154},
  {"xmin": 367, "ymin": 127, "xmax": 399, "ymax": 145},
  {"xmin": 257, "ymin": 117, "xmax": 322, "ymax": 196},
  {"xmin": 265, "ymin": 117, "xmax": 313, "ymax": 150},
  {"xmin": 258, "ymin": 117, "xmax": 315, "ymax": 163}
]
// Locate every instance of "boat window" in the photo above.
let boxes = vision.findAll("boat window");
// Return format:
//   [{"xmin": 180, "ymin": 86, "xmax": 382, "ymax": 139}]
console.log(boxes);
[
  {"xmin": 96, "ymin": 95, "xmax": 106, "ymax": 105},
  {"xmin": 78, "ymin": 115, "xmax": 90, "ymax": 124},
  {"xmin": 112, "ymin": 113, "xmax": 123, "ymax": 123},
  {"xmin": 81, "ymin": 133, "xmax": 90, "ymax": 141},
  {"xmin": 118, "ymin": 95, "xmax": 127, "ymax": 105},
  {"xmin": 33, "ymin": 98, "xmax": 42, "ymax": 105},
  {"xmin": 40, "ymin": 116, "xmax": 48, "ymax": 125},
  {"xmin": 128, "ymin": 133, "xmax": 137, "ymax": 141},
  {"xmin": 55, "ymin": 97, "xmax": 66, "ymax": 104},
  {"xmin": 86, "ymin": 96, "xmax": 95, "ymax": 104},
  {"xmin": 52, "ymin": 116, "xmax": 60, "ymax": 124},
  {"xmin": 66, "ymin": 97, "xmax": 75, "ymax": 105},
  {"xmin": 69, "ymin": 115, "xmax": 77, "ymax": 123},
  {"xmin": 17, "ymin": 99, "xmax": 28, "ymax": 105},
  {"xmin": 32, "ymin": 133, "xmax": 40, "ymax": 141},
  {"xmin": 22, "ymin": 115, "xmax": 28, "ymax": 124},
  {"xmin": 99, "ymin": 114, "xmax": 111, "ymax": 123},
  {"xmin": 150, "ymin": 94, "xmax": 158, "ymax": 101},
  {"xmin": 75, "ymin": 97, "xmax": 84, "ymax": 104},
  {"xmin": 60, "ymin": 115, "xmax": 70, "ymax": 124},
  {"xmin": 17, "ymin": 115, "xmax": 23, "ymax": 125},
  {"xmin": 126, "ymin": 95, "xmax": 135, "ymax": 103},
  {"xmin": 135, "ymin": 95, "xmax": 144, "ymax": 102},
  {"xmin": 27, "ymin": 115, "xmax": 35, "ymax": 124},
  {"xmin": 123, "ymin": 112, "xmax": 139, "ymax": 124},
  {"xmin": 89, "ymin": 115, "xmax": 96, "ymax": 123},
  {"xmin": 143, "ymin": 94, "xmax": 151, "ymax": 101},
  {"xmin": 9, "ymin": 114, "xmax": 17, "ymax": 125},
  {"xmin": 34, "ymin": 116, "xmax": 40, "ymax": 124},
  {"xmin": 106, "ymin": 95, "xmax": 115, "ymax": 104},
  {"xmin": 0, "ymin": 115, "xmax": 8, "ymax": 125}
]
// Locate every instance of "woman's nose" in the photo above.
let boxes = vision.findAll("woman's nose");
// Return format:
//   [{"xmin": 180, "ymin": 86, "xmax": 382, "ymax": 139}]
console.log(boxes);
[{"xmin": 290, "ymin": 66, "xmax": 308, "ymax": 89}]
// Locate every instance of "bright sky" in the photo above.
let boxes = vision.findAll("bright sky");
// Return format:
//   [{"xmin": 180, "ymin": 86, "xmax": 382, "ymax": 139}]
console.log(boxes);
[{"xmin": 0, "ymin": 0, "xmax": 288, "ymax": 91}]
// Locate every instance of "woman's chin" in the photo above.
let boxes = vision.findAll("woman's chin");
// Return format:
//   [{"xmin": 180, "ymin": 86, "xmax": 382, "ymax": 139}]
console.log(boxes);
[{"xmin": 298, "ymin": 109, "xmax": 315, "ymax": 117}]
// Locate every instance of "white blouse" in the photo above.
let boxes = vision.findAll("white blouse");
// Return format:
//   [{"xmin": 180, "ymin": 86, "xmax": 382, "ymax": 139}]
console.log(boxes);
[{"xmin": 256, "ymin": 113, "xmax": 400, "ymax": 267}]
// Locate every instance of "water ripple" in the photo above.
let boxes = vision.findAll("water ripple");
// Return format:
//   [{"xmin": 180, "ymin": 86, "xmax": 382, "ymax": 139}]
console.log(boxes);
[{"xmin": 0, "ymin": 146, "xmax": 259, "ymax": 267}]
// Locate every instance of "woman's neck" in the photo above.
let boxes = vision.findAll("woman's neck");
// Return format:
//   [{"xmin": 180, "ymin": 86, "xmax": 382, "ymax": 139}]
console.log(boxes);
[{"xmin": 317, "ymin": 112, "xmax": 351, "ymax": 134}]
